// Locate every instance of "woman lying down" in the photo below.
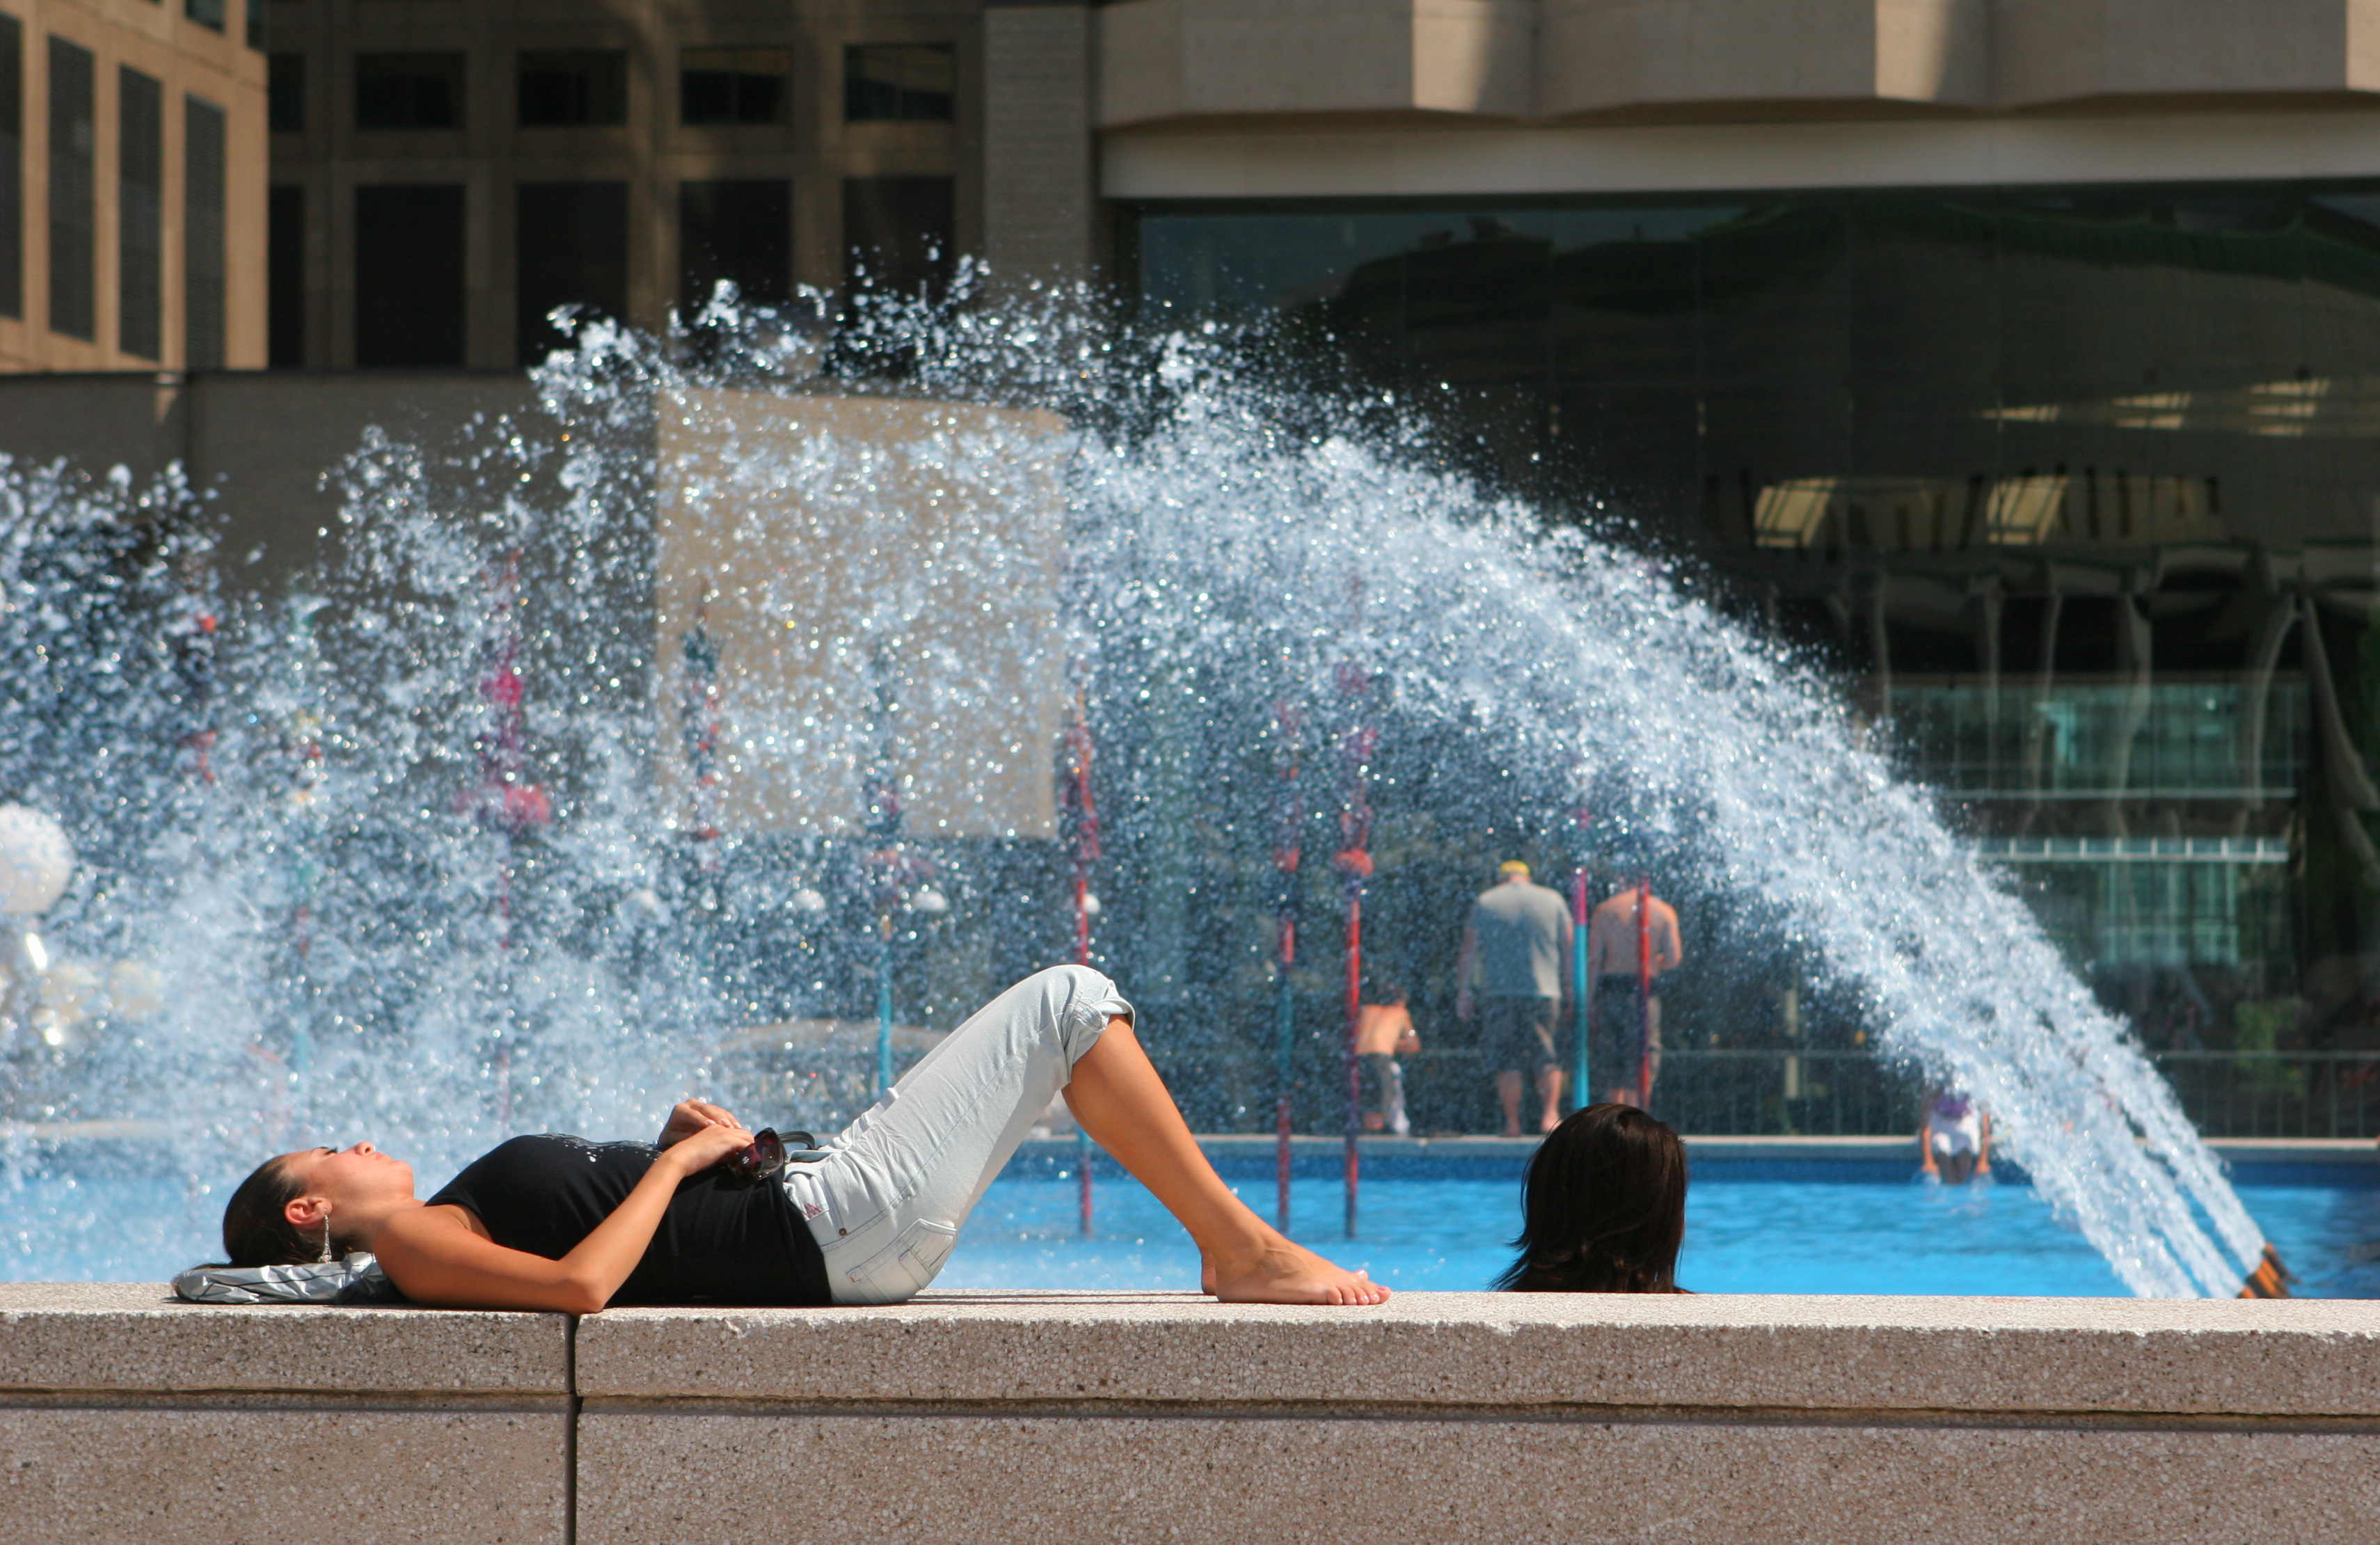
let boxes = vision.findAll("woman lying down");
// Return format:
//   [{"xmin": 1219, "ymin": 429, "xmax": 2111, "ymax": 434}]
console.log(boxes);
[{"xmin": 218, "ymin": 967, "xmax": 1388, "ymax": 1310}]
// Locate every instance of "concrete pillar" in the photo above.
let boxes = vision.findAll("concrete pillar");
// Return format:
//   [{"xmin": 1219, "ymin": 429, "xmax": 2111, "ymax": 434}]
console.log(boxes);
[{"xmin": 983, "ymin": 3, "xmax": 1097, "ymax": 290}]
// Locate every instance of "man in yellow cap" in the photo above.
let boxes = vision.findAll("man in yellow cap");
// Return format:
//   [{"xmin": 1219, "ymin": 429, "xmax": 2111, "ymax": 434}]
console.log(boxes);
[{"xmin": 1454, "ymin": 860, "xmax": 1573, "ymax": 1136}]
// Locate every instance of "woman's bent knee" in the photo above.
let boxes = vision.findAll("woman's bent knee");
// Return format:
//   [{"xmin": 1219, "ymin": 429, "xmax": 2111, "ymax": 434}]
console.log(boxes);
[{"xmin": 1020, "ymin": 964, "xmax": 1134, "ymax": 1067}]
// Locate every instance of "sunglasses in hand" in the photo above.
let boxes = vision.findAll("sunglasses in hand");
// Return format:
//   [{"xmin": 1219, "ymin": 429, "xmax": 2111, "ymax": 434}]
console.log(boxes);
[{"xmin": 718, "ymin": 1128, "xmax": 817, "ymax": 1184}]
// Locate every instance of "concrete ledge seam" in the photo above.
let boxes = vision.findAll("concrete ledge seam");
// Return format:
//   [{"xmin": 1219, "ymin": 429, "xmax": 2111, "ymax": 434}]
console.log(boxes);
[
  {"xmin": 573, "ymin": 1395, "xmax": 2380, "ymax": 1434},
  {"xmin": 0, "ymin": 1390, "xmax": 575, "ymax": 1413}
]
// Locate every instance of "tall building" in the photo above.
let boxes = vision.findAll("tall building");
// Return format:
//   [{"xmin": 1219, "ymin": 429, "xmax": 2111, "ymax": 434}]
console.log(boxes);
[
  {"xmin": 1043, "ymin": 1, "xmax": 2380, "ymax": 1055},
  {"xmin": 262, "ymin": 0, "xmax": 981, "ymax": 369},
  {"xmin": 0, "ymin": 0, "xmax": 268, "ymax": 371}
]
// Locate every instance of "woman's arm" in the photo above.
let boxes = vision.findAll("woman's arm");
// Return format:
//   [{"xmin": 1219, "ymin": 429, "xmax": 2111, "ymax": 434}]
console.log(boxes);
[{"xmin": 374, "ymin": 1123, "xmax": 755, "ymax": 1313}]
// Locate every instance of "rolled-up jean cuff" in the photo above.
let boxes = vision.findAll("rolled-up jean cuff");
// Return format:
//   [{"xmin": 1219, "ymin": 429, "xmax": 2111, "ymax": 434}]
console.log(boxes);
[{"xmin": 1063, "ymin": 995, "xmax": 1133, "ymax": 1065}]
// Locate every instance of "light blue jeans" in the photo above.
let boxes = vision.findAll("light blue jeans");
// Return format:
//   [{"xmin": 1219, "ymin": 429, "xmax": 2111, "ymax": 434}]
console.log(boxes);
[{"xmin": 778, "ymin": 965, "xmax": 1132, "ymax": 1304}]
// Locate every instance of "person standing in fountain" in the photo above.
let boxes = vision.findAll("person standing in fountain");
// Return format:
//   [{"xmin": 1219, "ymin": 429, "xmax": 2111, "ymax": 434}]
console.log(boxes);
[
  {"xmin": 1588, "ymin": 877, "xmax": 1683, "ymax": 1109},
  {"xmin": 214, "ymin": 967, "xmax": 1388, "ymax": 1310},
  {"xmin": 1919, "ymin": 1088, "xmax": 1992, "ymax": 1184},
  {"xmin": 1455, "ymin": 860, "xmax": 1574, "ymax": 1136}
]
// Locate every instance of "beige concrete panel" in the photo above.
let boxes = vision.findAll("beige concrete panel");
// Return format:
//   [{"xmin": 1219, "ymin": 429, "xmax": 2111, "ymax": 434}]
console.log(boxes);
[
  {"xmin": 0, "ymin": 1283, "xmax": 571, "ymax": 1396},
  {"xmin": 1997, "ymin": 0, "xmax": 2364, "ymax": 105},
  {"xmin": 1097, "ymin": 0, "xmax": 1191, "ymax": 127},
  {"xmin": 1097, "ymin": 0, "xmax": 1531, "ymax": 126},
  {"xmin": 1541, "ymin": 0, "xmax": 1880, "ymax": 115},
  {"xmin": 1100, "ymin": 112, "xmax": 2380, "ymax": 200},
  {"xmin": 0, "ymin": 374, "xmax": 188, "ymax": 477},
  {"xmin": 984, "ymin": 7, "xmax": 1096, "ymax": 285},
  {"xmin": 1876, "ymin": 0, "xmax": 1990, "ymax": 104},
  {"xmin": 576, "ymin": 1291, "xmax": 2380, "ymax": 1416},
  {"xmin": 579, "ymin": 1411, "xmax": 2380, "ymax": 1545},
  {"xmin": 653, "ymin": 388, "xmax": 1072, "ymax": 839},
  {"xmin": 1414, "ymin": 0, "xmax": 1537, "ymax": 116},
  {"xmin": 187, "ymin": 372, "xmax": 546, "ymax": 581},
  {"xmin": 1, "ymin": 1407, "xmax": 566, "ymax": 1545}
]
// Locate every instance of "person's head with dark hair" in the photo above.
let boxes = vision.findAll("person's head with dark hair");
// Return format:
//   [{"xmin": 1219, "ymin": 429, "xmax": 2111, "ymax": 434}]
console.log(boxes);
[
  {"xmin": 1363, "ymin": 969, "xmax": 1408, "ymax": 1006},
  {"xmin": 1494, "ymin": 1102, "xmax": 1687, "ymax": 1292},
  {"xmin": 220, "ymin": 1143, "xmax": 417, "ymax": 1266}
]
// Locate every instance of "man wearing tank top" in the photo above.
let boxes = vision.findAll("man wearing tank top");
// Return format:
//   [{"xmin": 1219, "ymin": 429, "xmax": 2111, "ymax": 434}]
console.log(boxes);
[{"xmin": 1455, "ymin": 861, "xmax": 1574, "ymax": 1136}]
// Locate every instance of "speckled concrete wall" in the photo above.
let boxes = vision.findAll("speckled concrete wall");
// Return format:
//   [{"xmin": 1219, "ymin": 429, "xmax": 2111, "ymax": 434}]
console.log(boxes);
[{"xmin": 8, "ymin": 1285, "xmax": 2380, "ymax": 1545}]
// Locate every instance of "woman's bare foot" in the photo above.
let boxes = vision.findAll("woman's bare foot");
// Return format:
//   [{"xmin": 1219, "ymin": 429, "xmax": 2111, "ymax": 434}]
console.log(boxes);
[{"xmin": 1207, "ymin": 1237, "xmax": 1390, "ymax": 1305}]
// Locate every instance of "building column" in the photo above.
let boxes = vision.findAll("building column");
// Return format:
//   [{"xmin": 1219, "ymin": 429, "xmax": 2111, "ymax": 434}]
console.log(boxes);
[{"xmin": 981, "ymin": 1, "xmax": 1093, "ymax": 289}]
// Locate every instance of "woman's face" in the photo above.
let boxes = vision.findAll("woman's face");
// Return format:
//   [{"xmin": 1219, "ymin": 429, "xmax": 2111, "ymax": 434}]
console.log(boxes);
[{"xmin": 280, "ymin": 1142, "xmax": 415, "ymax": 1219}]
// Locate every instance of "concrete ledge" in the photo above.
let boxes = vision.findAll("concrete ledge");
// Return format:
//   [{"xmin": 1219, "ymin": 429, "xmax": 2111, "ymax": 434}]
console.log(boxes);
[
  {"xmin": 7, "ymin": 1288, "xmax": 2379, "ymax": 1544},
  {"xmin": 0, "ymin": 1283, "xmax": 572, "ymax": 1397},
  {"xmin": 0, "ymin": 1285, "xmax": 573, "ymax": 1545},
  {"xmin": 576, "ymin": 1291, "xmax": 2380, "ymax": 1419}
]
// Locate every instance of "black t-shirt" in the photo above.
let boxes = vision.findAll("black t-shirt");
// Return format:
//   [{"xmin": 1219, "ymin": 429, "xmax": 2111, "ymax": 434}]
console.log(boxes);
[{"xmin": 427, "ymin": 1134, "xmax": 830, "ymax": 1306}]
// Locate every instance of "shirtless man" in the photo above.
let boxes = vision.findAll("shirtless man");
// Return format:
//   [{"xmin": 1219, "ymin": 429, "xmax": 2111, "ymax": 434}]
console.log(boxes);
[
  {"xmin": 1588, "ymin": 878, "xmax": 1683, "ymax": 1108},
  {"xmin": 1354, "ymin": 983, "xmax": 1420, "ymax": 1135}
]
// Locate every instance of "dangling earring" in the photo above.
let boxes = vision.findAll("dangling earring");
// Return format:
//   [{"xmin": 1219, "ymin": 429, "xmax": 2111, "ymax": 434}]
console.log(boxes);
[{"xmin": 318, "ymin": 1216, "xmax": 334, "ymax": 1264}]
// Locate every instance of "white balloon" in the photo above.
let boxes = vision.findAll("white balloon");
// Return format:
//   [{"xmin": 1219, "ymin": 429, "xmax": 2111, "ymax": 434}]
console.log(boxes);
[{"xmin": 0, "ymin": 805, "xmax": 74, "ymax": 916}]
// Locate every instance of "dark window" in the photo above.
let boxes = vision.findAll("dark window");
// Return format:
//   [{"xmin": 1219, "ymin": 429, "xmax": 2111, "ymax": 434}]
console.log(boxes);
[
  {"xmin": 356, "ymin": 184, "xmax": 464, "ymax": 366},
  {"xmin": 843, "ymin": 175, "xmax": 954, "ymax": 298},
  {"xmin": 844, "ymin": 44, "xmax": 953, "ymax": 122},
  {"xmin": 356, "ymin": 52, "xmax": 463, "ymax": 130},
  {"xmin": 184, "ymin": 95, "xmax": 225, "ymax": 368},
  {"xmin": 0, "ymin": 13, "xmax": 20, "ymax": 320},
  {"xmin": 186, "ymin": 0, "xmax": 225, "ymax": 33},
  {"xmin": 246, "ymin": 0, "xmax": 265, "ymax": 51},
  {"xmin": 680, "ymin": 48, "xmax": 788, "ymax": 125},
  {"xmin": 47, "ymin": 37, "xmax": 94, "ymax": 340},
  {"xmin": 680, "ymin": 179, "xmax": 791, "ymax": 314},
  {"xmin": 118, "ymin": 67, "xmax": 162, "ymax": 360},
  {"xmin": 269, "ymin": 53, "xmax": 303, "ymax": 132},
  {"xmin": 269, "ymin": 184, "xmax": 304, "ymax": 367},
  {"xmin": 516, "ymin": 182, "xmax": 626, "ymax": 365},
  {"xmin": 517, "ymin": 49, "xmax": 626, "ymax": 127}
]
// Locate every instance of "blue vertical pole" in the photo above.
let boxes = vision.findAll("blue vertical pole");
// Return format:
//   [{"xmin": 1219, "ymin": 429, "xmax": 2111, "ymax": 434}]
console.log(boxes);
[{"xmin": 1571, "ymin": 866, "xmax": 1590, "ymax": 1111}]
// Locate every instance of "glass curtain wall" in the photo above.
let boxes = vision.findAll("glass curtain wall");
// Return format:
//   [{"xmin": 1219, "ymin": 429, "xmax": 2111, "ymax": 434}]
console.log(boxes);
[{"xmin": 1130, "ymin": 188, "xmax": 2380, "ymax": 1098}]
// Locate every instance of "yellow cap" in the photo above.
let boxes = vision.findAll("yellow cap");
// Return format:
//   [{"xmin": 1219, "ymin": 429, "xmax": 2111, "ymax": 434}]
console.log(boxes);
[{"xmin": 1498, "ymin": 860, "xmax": 1530, "ymax": 878}]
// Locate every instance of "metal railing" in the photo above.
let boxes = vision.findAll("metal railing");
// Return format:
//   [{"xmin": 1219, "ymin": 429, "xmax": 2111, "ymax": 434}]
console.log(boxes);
[
  {"xmin": 2148, "ymin": 1051, "xmax": 2380, "ymax": 1140},
  {"xmin": 1425, "ymin": 1048, "xmax": 2380, "ymax": 1140}
]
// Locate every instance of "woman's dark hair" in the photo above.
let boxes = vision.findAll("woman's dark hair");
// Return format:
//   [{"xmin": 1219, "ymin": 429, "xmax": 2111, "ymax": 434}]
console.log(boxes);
[
  {"xmin": 221, "ymin": 1155, "xmax": 316, "ymax": 1267},
  {"xmin": 1494, "ymin": 1103, "xmax": 1687, "ymax": 1293}
]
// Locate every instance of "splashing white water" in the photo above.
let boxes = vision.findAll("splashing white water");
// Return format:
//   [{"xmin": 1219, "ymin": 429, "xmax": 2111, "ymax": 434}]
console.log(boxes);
[{"xmin": 0, "ymin": 291, "xmax": 2262, "ymax": 1294}]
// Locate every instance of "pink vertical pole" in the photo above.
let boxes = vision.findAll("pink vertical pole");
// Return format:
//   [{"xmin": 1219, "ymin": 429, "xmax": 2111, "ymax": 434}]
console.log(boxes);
[
  {"xmin": 464, "ymin": 554, "xmax": 550, "ymax": 1127},
  {"xmin": 1635, "ymin": 876, "xmax": 1653, "ymax": 1109}
]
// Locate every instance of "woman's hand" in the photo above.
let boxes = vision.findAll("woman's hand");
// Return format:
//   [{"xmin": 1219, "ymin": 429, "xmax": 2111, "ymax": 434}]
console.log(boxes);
[
  {"xmin": 654, "ymin": 1120, "xmax": 756, "ymax": 1178},
  {"xmin": 657, "ymin": 1099, "xmax": 740, "ymax": 1149}
]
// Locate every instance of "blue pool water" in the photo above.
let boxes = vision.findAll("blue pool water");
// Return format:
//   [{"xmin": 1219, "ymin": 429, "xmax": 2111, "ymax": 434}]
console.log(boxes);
[
  {"xmin": 8, "ymin": 1155, "xmax": 2374, "ymax": 1297},
  {"xmin": 939, "ymin": 1170, "xmax": 2380, "ymax": 1297}
]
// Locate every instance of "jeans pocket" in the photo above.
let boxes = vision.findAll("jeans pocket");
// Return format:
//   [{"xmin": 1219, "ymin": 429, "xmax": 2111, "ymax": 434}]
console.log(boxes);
[{"xmin": 841, "ymin": 1218, "xmax": 960, "ymax": 1304}]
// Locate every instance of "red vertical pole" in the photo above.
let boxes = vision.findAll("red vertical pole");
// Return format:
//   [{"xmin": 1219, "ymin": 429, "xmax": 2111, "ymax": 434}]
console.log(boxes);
[
  {"xmin": 1635, "ymin": 876, "xmax": 1653, "ymax": 1109},
  {"xmin": 1271, "ymin": 702, "xmax": 1303, "ymax": 1231},
  {"xmin": 1342, "ymin": 883, "xmax": 1363, "ymax": 1236},
  {"xmin": 1334, "ymin": 646, "xmax": 1374, "ymax": 1240}
]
